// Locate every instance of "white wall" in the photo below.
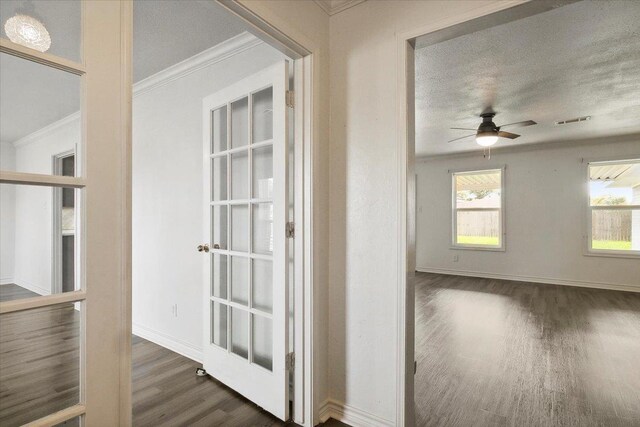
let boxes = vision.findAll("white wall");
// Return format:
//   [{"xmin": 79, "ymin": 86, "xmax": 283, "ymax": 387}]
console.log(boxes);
[
  {"xmin": 7, "ymin": 117, "xmax": 80, "ymax": 294},
  {"xmin": 0, "ymin": 142, "xmax": 16, "ymax": 284},
  {"xmin": 131, "ymin": 40, "xmax": 286, "ymax": 360},
  {"xmin": 416, "ymin": 138, "xmax": 640, "ymax": 291}
]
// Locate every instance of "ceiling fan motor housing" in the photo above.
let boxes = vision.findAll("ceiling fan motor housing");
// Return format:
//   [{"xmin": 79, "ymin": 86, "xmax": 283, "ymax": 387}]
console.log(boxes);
[{"xmin": 478, "ymin": 112, "xmax": 498, "ymax": 135}]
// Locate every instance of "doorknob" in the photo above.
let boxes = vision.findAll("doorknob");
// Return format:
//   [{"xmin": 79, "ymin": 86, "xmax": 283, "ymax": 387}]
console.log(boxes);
[
  {"xmin": 197, "ymin": 244, "xmax": 210, "ymax": 253},
  {"xmin": 212, "ymin": 244, "xmax": 220, "ymax": 249}
]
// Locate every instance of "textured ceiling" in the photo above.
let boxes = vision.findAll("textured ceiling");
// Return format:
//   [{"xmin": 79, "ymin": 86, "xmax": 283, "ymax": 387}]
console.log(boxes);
[
  {"xmin": 415, "ymin": 0, "xmax": 640, "ymax": 157},
  {"xmin": 0, "ymin": 0, "xmax": 248, "ymax": 143}
]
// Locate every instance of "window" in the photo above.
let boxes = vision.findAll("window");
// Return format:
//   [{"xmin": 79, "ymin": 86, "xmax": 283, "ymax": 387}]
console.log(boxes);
[
  {"xmin": 588, "ymin": 159, "xmax": 640, "ymax": 256},
  {"xmin": 452, "ymin": 168, "xmax": 504, "ymax": 250}
]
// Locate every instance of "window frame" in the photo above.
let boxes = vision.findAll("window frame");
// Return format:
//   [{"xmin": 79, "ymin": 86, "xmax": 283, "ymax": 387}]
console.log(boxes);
[
  {"xmin": 585, "ymin": 156, "xmax": 640, "ymax": 259},
  {"xmin": 450, "ymin": 166, "xmax": 506, "ymax": 252}
]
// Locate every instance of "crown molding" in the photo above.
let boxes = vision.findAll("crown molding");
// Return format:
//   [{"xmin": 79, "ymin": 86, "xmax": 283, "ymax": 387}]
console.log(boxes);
[
  {"xmin": 313, "ymin": 0, "xmax": 366, "ymax": 16},
  {"xmin": 13, "ymin": 111, "xmax": 81, "ymax": 148},
  {"xmin": 11, "ymin": 32, "xmax": 262, "ymax": 148},
  {"xmin": 133, "ymin": 31, "xmax": 262, "ymax": 97}
]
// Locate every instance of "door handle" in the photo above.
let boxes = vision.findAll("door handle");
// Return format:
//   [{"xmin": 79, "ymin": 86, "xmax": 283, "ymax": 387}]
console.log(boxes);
[{"xmin": 197, "ymin": 244, "xmax": 210, "ymax": 253}]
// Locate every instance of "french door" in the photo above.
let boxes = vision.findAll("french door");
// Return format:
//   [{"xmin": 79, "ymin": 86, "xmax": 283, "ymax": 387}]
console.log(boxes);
[
  {"xmin": 0, "ymin": 1, "xmax": 130, "ymax": 425},
  {"xmin": 202, "ymin": 61, "xmax": 290, "ymax": 420}
]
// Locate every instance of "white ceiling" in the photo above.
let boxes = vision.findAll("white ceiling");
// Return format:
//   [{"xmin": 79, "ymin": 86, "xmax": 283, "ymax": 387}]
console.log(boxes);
[
  {"xmin": 414, "ymin": 0, "xmax": 640, "ymax": 157},
  {"xmin": 1, "ymin": 0, "xmax": 249, "ymax": 143}
]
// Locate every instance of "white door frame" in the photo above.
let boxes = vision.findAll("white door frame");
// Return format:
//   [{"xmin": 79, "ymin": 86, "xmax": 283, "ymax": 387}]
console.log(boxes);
[
  {"xmin": 51, "ymin": 149, "xmax": 76, "ymax": 295},
  {"xmin": 395, "ymin": 2, "xmax": 539, "ymax": 426},
  {"xmin": 216, "ymin": 2, "xmax": 316, "ymax": 425}
]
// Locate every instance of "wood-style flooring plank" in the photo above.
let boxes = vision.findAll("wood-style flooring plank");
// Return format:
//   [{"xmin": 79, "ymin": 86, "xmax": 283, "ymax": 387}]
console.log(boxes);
[{"xmin": 414, "ymin": 272, "xmax": 640, "ymax": 427}]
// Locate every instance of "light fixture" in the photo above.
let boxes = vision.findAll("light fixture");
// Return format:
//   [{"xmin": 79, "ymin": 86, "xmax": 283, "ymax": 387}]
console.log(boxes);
[
  {"xmin": 476, "ymin": 133, "xmax": 499, "ymax": 147},
  {"xmin": 4, "ymin": 14, "xmax": 51, "ymax": 52}
]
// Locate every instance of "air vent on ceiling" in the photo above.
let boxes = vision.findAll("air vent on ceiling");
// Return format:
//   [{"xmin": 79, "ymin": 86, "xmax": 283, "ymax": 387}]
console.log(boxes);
[{"xmin": 555, "ymin": 116, "xmax": 591, "ymax": 125}]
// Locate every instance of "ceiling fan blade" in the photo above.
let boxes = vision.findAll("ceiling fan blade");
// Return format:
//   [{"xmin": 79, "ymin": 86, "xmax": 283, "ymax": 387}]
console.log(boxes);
[
  {"xmin": 499, "ymin": 120, "xmax": 537, "ymax": 129},
  {"xmin": 450, "ymin": 127, "xmax": 477, "ymax": 131},
  {"xmin": 498, "ymin": 131, "xmax": 520, "ymax": 139},
  {"xmin": 447, "ymin": 134, "xmax": 476, "ymax": 143}
]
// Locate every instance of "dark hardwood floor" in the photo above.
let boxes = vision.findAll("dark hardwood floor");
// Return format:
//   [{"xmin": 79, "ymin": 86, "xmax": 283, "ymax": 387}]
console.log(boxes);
[
  {"xmin": 415, "ymin": 272, "xmax": 640, "ymax": 427},
  {"xmin": 0, "ymin": 284, "xmax": 347, "ymax": 426}
]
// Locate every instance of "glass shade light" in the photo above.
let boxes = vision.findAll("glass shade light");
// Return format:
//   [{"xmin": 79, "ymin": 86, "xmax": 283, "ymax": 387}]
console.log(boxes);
[
  {"xmin": 4, "ymin": 14, "xmax": 51, "ymax": 52},
  {"xmin": 476, "ymin": 134, "xmax": 499, "ymax": 147}
]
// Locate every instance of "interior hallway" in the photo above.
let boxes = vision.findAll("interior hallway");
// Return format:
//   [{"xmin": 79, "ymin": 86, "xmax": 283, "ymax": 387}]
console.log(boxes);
[{"xmin": 414, "ymin": 272, "xmax": 640, "ymax": 426}]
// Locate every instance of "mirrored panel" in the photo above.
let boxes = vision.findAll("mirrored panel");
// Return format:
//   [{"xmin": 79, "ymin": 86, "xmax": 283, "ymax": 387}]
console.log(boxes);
[
  {"xmin": 0, "ymin": 53, "xmax": 81, "ymax": 176},
  {"xmin": 252, "ymin": 314, "xmax": 273, "ymax": 371},
  {"xmin": 230, "ymin": 307, "xmax": 248, "ymax": 359},
  {"xmin": 0, "ymin": 0, "xmax": 82, "ymax": 61},
  {"xmin": 211, "ymin": 156, "xmax": 227, "ymax": 201},
  {"xmin": 252, "ymin": 203, "xmax": 273, "ymax": 255},
  {"xmin": 211, "ymin": 106, "xmax": 227, "ymax": 154},
  {"xmin": 231, "ymin": 97, "xmax": 248, "ymax": 149},
  {"xmin": 0, "ymin": 303, "xmax": 80, "ymax": 425},
  {"xmin": 252, "ymin": 87, "xmax": 273, "ymax": 143},
  {"xmin": 230, "ymin": 256, "xmax": 248, "ymax": 306},
  {"xmin": 252, "ymin": 258, "xmax": 272, "ymax": 314},
  {"xmin": 252, "ymin": 145, "xmax": 273, "ymax": 199},
  {"xmin": 212, "ymin": 254, "xmax": 227, "ymax": 299},
  {"xmin": 211, "ymin": 301, "xmax": 227, "ymax": 349},
  {"xmin": 0, "ymin": 184, "xmax": 80, "ymax": 299}
]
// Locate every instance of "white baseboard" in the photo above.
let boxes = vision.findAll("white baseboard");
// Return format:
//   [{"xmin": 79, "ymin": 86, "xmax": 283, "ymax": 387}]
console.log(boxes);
[
  {"xmin": 132, "ymin": 322, "xmax": 203, "ymax": 363},
  {"xmin": 318, "ymin": 399, "xmax": 394, "ymax": 427},
  {"xmin": 416, "ymin": 267, "xmax": 640, "ymax": 293},
  {"xmin": 12, "ymin": 279, "xmax": 51, "ymax": 296},
  {"xmin": 0, "ymin": 278, "xmax": 15, "ymax": 285}
]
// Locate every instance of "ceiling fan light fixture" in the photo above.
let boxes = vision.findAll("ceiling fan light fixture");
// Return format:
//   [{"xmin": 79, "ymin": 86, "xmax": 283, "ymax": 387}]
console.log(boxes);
[
  {"xmin": 476, "ymin": 133, "xmax": 499, "ymax": 147},
  {"xmin": 4, "ymin": 14, "xmax": 51, "ymax": 52}
]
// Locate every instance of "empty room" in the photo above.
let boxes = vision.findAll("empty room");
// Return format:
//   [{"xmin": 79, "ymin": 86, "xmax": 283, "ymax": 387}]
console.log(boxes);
[
  {"xmin": 411, "ymin": 1, "xmax": 640, "ymax": 426},
  {"xmin": 1, "ymin": 0, "xmax": 639, "ymax": 426}
]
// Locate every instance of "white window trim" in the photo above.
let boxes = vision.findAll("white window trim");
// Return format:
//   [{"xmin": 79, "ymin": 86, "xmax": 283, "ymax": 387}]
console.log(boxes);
[
  {"xmin": 450, "ymin": 166, "xmax": 506, "ymax": 252},
  {"xmin": 584, "ymin": 156, "xmax": 640, "ymax": 259}
]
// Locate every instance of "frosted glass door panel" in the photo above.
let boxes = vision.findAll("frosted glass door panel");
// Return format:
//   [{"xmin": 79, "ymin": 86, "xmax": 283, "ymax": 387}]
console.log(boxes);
[
  {"xmin": 231, "ymin": 151, "xmax": 248, "ymax": 200},
  {"xmin": 231, "ymin": 97, "xmax": 248, "ymax": 148},
  {"xmin": 231, "ymin": 256, "xmax": 248, "ymax": 306},
  {"xmin": 231, "ymin": 204, "xmax": 248, "ymax": 252},
  {"xmin": 252, "ymin": 87, "xmax": 273, "ymax": 143},
  {"xmin": 212, "ymin": 205, "xmax": 227, "ymax": 249},
  {"xmin": 252, "ymin": 259, "xmax": 273, "ymax": 314},
  {"xmin": 253, "ymin": 203, "xmax": 274, "ymax": 255},
  {"xmin": 231, "ymin": 308, "xmax": 248, "ymax": 359},
  {"xmin": 252, "ymin": 314, "xmax": 273, "ymax": 371},
  {"xmin": 211, "ymin": 301, "xmax": 227, "ymax": 349},
  {"xmin": 212, "ymin": 156, "xmax": 227, "ymax": 201},
  {"xmin": 253, "ymin": 145, "xmax": 273, "ymax": 199},
  {"xmin": 212, "ymin": 254, "xmax": 227, "ymax": 299},
  {"xmin": 211, "ymin": 107, "xmax": 227, "ymax": 153}
]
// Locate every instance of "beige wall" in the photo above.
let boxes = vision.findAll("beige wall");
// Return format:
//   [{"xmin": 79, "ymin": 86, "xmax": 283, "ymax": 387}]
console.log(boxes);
[{"xmin": 328, "ymin": 1, "xmax": 519, "ymax": 424}]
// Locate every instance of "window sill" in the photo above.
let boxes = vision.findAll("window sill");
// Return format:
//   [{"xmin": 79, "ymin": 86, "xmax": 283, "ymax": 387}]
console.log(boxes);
[
  {"xmin": 584, "ymin": 250, "xmax": 640, "ymax": 259},
  {"xmin": 450, "ymin": 245, "xmax": 505, "ymax": 252}
]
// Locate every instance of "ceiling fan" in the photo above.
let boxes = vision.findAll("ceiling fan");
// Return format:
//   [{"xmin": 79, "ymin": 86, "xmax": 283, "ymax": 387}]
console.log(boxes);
[{"xmin": 448, "ymin": 112, "xmax": 537, "ymax": 147}]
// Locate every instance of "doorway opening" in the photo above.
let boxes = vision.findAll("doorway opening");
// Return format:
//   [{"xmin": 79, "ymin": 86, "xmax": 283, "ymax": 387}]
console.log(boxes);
[
  {"xmin": 53, "ymin": 151, "xmax": 76, "ymax": 295},
  {"xmin": 402, "ymin": 1, "xmax": 640, "ymax": 425}
]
